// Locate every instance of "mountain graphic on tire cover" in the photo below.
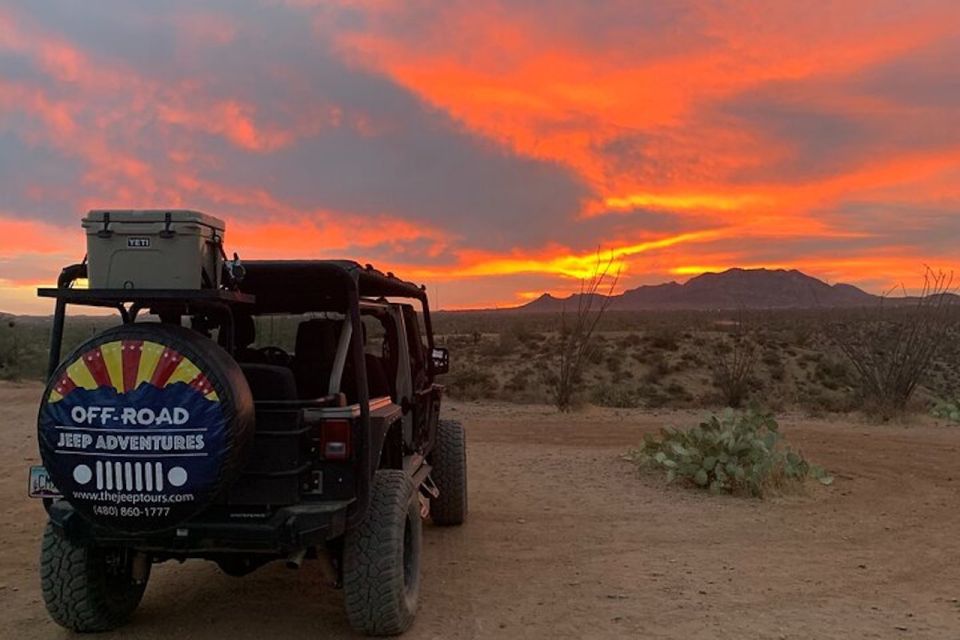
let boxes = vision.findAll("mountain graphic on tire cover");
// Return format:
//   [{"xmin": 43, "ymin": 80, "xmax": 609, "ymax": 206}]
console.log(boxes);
[{"xmin": 38, "ymin": 337, "xmax": 240, "ymax": 533}]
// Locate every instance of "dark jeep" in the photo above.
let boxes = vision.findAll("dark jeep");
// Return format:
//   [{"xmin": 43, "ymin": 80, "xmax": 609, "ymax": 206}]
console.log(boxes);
[{"xmin": 31, "ymin": 258, "xmax": 466, "ymax": 636}]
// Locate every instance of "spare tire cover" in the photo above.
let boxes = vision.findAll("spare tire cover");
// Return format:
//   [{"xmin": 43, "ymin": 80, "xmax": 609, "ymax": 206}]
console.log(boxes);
[{"xmin": 38, "ymin": 323, "xmax": 254, "ymax": 533}]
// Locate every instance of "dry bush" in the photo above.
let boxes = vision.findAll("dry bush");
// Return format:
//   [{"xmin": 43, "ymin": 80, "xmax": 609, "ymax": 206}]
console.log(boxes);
[
  {"xmin": 826, "ymin": 268, "xmax": 957, "ymax": 419},
  {"xmin": 0, "ymin": 318, "xmax": 20, "ymax": 380},
  {"xmin": 711, "ymin": 316, "xmax": 759, "ymax": 408},
  {"xmin": 447, "ymin": 366, "xmax": 499, "ymax": 400},
  {"xmin": 552, "ymin": 253, "xmax": 619, "ymax": 412}
]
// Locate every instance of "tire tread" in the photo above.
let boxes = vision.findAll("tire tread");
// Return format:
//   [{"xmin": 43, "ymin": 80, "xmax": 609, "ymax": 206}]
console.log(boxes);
[
  {"xmin": 431, "ymin": 419, "xmax": 468, "ymax": 526},
  {"xmin": 343, "ymin": 470, "xmax": 421, "ymax": 636},
  {"xmin": 40, "ymin": 523, "xmax": 147, "ymax": 632}
]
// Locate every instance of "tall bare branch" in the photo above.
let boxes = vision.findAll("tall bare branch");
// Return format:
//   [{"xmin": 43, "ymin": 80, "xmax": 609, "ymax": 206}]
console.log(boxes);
[{"xmin": 552, "ymin": 250, "xmax": 620, "ymax": 412}]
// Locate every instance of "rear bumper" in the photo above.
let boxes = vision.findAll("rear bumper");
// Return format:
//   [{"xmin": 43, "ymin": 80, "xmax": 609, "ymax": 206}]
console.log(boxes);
[{"xmin": 47, "ymin": 499, "xmax": 352, "ymax": 554}]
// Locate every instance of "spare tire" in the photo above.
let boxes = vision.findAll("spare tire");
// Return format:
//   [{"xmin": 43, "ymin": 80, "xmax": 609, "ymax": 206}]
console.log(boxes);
[{"xmin": 38, "ymin": 323, "xmax": 254, "ymax": 533}]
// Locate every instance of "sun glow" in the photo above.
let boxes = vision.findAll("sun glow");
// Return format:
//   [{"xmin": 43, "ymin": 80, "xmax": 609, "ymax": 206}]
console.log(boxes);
[{"xmin": 603, "ymin": 193, "xmax": 768, "ymax": 213}]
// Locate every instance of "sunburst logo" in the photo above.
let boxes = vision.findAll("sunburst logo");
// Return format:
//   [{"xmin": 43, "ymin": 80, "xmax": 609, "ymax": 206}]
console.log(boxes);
[{"xmin": 48, "ymin": 341, "xmax": 218, "ymax": 403}]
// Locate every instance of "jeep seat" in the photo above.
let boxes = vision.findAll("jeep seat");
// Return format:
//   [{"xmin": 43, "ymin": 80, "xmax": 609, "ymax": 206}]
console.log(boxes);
[
  {"xmin": 219, "ymin": 312, "xmax": 263, "ymax": 363},
  {"xmin": 240, "ymin": 363, "xmax": 298, "ymax": 401},
  {"xmin": 293, "ymin": 319, "xmax": 339, "ymax": 399},
  {"xmin": 343, "ymin": 323, "xmax": 392, "ymax": 401}
]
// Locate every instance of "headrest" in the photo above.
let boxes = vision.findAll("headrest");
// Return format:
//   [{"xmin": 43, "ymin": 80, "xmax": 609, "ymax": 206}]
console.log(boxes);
[
  {"xmin": 295, "ymin": 319, "xmax": 340, "ymax": 358},
  {"xmin": 219, "ymin": 313, "xmax": 256, "ymax": 350},
  {"xmin": 234, "ymin": 313, "xmax": 256, "ymax": 348}
]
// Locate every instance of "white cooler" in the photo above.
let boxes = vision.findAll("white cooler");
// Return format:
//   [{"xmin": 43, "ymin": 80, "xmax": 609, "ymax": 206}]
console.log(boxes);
[{"xmin": 81, "ymin": 210, "xmax": 225, "ymax": 290}]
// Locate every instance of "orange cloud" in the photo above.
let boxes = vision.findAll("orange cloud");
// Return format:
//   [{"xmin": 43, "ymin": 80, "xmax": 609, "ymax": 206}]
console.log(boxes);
[
  {"xmin": 0, "ymin": 217, "xmax": 75, "ymax": 257},
  {"xmin": 156, "ymin": 101, "xmax": 294, "ymax": 152},
  {"xmin": 2, "ymin": 1, "xmax": 960, "ymax": 314}
]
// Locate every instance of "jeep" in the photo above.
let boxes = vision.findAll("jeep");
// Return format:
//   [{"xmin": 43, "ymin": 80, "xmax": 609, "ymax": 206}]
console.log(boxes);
[{"xmin": 31, "ymin": 247, "xmax": 466, "ymax": 636}]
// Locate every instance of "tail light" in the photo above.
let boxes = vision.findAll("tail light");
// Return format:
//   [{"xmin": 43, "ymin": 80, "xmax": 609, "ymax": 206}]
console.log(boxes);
[{"xmin": 320, "ymin": 419, "xmax": 351, "ymax": 460}]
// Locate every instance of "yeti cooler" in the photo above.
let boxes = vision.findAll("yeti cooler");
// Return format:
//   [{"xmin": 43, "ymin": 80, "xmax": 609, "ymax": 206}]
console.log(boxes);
[{"xmin": 82, "ymin": 210, "xmax": 225, "ymax": 290}]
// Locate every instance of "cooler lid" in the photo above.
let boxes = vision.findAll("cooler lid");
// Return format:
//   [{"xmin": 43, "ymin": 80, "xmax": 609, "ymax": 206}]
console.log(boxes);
[{"xmin": 82, "ymin": 209, "xmax": 225, "ymax": 231}]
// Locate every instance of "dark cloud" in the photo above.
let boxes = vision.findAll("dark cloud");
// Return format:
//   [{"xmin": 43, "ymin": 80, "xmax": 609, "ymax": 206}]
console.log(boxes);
[
  {"xmin": 0, "ymin": 133, "xmax": 87, "ymax": 221},
  {"xmin": 2, "ymin": 1, "xmax": 591, "ymax": 249},
  {"xmin": 719, "ymin": 86, "xmax": 875, "ymax": 183},
  {"xmin": 821, "ymin": 201, "xmax": 960, "ymax": 256},
  {"xmin": 350, "ymin": 0, "xmax": 712, "ymax": 64},
  {"xmin": 854, "ymin": 36, "xmax": 960, "ymax": 109},
  {"xmin": 712, "ymin": 40, "xmax": 960, "ymax": 185}
]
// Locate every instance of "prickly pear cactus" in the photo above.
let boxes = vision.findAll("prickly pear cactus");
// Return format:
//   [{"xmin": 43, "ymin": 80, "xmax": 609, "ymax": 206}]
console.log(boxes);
[{"xmin": 625, "ymin": 409, "xmax": 832, "ymax": 496}]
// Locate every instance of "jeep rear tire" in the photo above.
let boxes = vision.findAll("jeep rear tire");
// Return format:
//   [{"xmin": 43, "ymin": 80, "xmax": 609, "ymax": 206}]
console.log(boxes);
[
  {"xmin": 40, "ymin": 522, "xmax": 149, "ymax": 632},
  {"xmin": 343, "ymin": 470, "xmax": 422, "ymax": 636},
  {"xmin": 430, "ymin": 419, "xmax": 467, "ymax": 526}
]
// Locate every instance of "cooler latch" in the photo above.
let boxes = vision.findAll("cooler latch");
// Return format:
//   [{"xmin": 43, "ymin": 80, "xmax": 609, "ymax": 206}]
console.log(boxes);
[
  {"xmin": 96, "ymin": 212, "xmax": 113, "ymax": 238},
  {"xmin": 159, "ymin": 211, "xmax": 176, "ymax": 238}
]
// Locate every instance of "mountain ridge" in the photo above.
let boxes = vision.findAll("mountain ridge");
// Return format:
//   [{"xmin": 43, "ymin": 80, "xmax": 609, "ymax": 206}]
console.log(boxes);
[{"xmin": 515, "ymin": 268, "xmax": 895, "ymax": 312}]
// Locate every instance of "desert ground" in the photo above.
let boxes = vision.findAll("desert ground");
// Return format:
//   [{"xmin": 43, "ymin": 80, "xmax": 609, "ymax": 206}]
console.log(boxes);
[{"xmin": 2, "ymin": 381, "xmax": 960, "ymax": 639}]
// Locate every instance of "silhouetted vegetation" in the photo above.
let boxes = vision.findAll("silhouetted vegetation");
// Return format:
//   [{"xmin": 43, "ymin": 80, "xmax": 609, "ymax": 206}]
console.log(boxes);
[
  {"xmin": 550, "ymin": 254, "xmax": 619, "ymax": 412},
  {"xmin": 825, "ymin": 269, "xmax": 957, "ymax": 419},
  {"xmin": 5, "ymin": 295, "xmax": 960, "ymax": 420}
]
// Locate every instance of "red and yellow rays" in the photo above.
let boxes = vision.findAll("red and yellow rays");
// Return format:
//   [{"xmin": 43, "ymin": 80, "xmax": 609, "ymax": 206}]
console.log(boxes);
[{"xmin": 48, "ymin": 341, "xmax": 218, "ymax": 403}]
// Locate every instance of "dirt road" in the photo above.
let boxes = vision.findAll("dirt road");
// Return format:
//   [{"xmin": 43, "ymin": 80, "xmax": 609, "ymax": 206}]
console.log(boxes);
[{"xmin": 2, "ymin": 381, "xmax": 960, "ymax": 638}]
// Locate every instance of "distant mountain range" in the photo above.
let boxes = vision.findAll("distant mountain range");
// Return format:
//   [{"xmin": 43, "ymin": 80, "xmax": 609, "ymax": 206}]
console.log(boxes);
[{"xmin": 516, "ymin": 268, "xmax": 942, "ymax": 312}]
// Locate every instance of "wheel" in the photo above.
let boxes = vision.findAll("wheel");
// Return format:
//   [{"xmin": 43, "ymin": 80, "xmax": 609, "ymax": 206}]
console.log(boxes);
[
  {"xmin": 40, "ymin": 522, "xmax": 149, "ymax": 632},
  {"xmin": 343, "ymin": 470, "xmax": 422, "ymax": 636},
  {"xmin": 430, "ymin": 419, "xmax": 467, "ymax": 526}
]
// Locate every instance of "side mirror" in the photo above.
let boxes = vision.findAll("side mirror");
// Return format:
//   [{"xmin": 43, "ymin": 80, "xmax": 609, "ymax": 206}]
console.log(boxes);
[{"xmin": 430, "ymin": 347, "xmax": 450, "ymax": 375}]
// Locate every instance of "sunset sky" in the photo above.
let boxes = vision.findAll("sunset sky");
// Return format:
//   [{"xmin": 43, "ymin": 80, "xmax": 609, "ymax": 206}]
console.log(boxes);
[{"xmin": 1, "ymin": 1, "xmax": 959, "ymax": 313}]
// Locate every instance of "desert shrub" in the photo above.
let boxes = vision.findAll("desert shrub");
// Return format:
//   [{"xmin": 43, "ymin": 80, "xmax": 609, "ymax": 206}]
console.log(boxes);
[
  {"xmin": 503, "ymin": 367, "xmax": 532, "ymax": 393},
  {"xmin": 587, "ymin": 345, "xmax": 605, "ymax": 365},
  {"xmin": 646, "ymin": 327, "xmax": 680, "ymax": 351},
  {"xmin": 826, "ymin": 268, "xmax": 956, "ymax": 419},
  {"xmin": 605, "ymin": 353, "xmax": 624, "ymax": 373},
  {"xmin": 591, "ymin": 384, "xmax": 641, "ymax": 408},
  {"xmin": 501, "ymin": 367, "xmax": 549, "ymax": 403},
  {"xmin": 538, "ymin": 337, "xmax": 556, "ymax": 355},
  {"xmin": 625, "ymin": 410, "xmax": 832, "ymax": 496},
  {"xmin": 761, "ymin": 349, "xmax": 781, "ymax": 367},
  {"xmin": 550, "ymin": 254, "xmax": 619, "ymax": 412},
  {"xmin": 0, "ymin": 323, "xmax": 16, "ymax": 381},
  {"xmin": 664, "ymin": 381, "xmax": 693, "ymax": 404},
  {"xmin": 519, "ymin": 331, "xmax": 545, "ymax": 348},
  {"xmin": 797, "ymin": 387, "xmax": 857, "ymax": 415},
  {"xmin": 619, "ymin": 333, "xmax": 642, "ymax": 348},
  {"xmin": 639, "ymin": 383, "xmax": 672, "ymax": 408},
  {"xmin": 790, "ymin": 322, "xmax": 816, "ymax": 348},
  {"xmin": 678, "ymin": 350, "xmax": 704, "ymax": 368},
  {"xmin": 641, "ymin": 351, "xmax": 671, "ymax": 384},
  {"xmin": 931, "ymin": 400, "xmax": 960, "ymax": 423},
  {"xmin": 813, "ymin": 357, "xmax": 853, "ymax": 391},
  {"xmin": 479, "ymin": 330, "xmax": 521, "ymax": 357},
  {"xmin": 711, "ymin": 331, "xmax": 758, "ymax": 408},
  {"xmin": 447, "ymin": 367, "xmax": 499, "ymax": 400}
]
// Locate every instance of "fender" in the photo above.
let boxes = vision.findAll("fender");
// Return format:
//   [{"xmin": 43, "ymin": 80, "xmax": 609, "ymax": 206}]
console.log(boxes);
[{"xmin": 367, "ymin": 401, "xmax": 404, "ymax": 471}]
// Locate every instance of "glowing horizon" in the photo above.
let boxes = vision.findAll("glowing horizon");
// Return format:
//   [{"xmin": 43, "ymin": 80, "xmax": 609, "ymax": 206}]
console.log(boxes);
[{"xmin": 1, "ymin": 1, "xmax": 958, "ymax": 313}]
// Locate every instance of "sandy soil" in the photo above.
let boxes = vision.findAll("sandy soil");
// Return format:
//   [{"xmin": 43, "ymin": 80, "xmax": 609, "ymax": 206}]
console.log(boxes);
[{"xmin": 3, "ymin": 382, "xmax": 960, "ymax": 639}]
